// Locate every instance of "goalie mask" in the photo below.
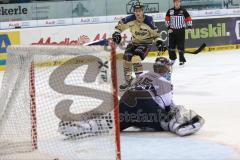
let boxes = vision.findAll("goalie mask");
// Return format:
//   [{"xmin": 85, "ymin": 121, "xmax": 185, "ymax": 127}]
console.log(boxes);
[{"xmin": 153, "ymin": 57, "xmax": 172, "ymax": 75}]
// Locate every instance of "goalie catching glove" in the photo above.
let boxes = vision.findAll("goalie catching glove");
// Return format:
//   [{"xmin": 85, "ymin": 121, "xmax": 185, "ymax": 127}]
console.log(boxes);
[
  {"xmin": 112, "ymin": 32, "xmax": 121, "ymax": 44},
  {"xmin": 156, "ymin": 40, "xmax": 167, "ymax": 52}
]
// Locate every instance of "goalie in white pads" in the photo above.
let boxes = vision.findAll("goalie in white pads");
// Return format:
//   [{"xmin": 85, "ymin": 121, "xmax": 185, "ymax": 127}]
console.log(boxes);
[
  {"xmin": 58, "ymin": 57, "xmax": 204, "ymax": 137},
  {"xmin": 119, "ymin": 57, "xmax": 204, "ymax": 136}
]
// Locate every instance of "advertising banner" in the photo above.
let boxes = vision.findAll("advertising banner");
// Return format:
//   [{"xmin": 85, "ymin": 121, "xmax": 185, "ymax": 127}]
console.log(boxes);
[
  {"xmin": 0, "ymin": 16, "xmax": 240, "ymax": 71},
  {"xmin": 1, "ymin": 0, "xmax": 240, "ymax": 30},
  {"xmin": 186, "ymin": 17, "xmax": 240, "ymax": 48},
  {"xmin": 181, "ymin": 0, "xmax": 240, "ymax": 10},
  {"xmin": 0, "ymin": 31, "xmax": 20, "ymax": 70},
  {"xmin": 20, "ymin": 23, "xmax": 115, "ymax": 45},
  {"xmin": 0, "ymin": 2, "xmax": 73, "ymax": 22},
  {"xmin": 0, "ymin": 4, "xmax": 32, "ymax": 22},
  {"xmin": 17, "ymin": 16, "xmax": 240, "ymax": 50},
  {"xmin": 156, "ymin": 17, "xmax": 240, "ymax": 48},
  {"xmin": 229, "ymin": 17, "xmax": 240, "ymax": 45}
]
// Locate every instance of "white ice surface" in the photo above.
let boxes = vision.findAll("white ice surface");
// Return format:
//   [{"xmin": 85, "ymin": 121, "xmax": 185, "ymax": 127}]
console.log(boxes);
[
  {"xmin": 1, "ymin": 50, "xmax": 240, "ymax": 160},
  {"xmin": 121, "ymin": 50, "xmax": 240, "ymax": 160}
]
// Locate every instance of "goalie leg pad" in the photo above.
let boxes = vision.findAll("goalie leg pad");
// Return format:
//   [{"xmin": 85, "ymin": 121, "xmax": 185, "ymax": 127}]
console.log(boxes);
[
  {"xmin": 58, "ymin": 121, "xmax": 93, "ymax": 138},
  {"xmin": 58, "ymin": 114, "xmax": 112, "ymax": 139},
  {"xmin": 175, "ymin": 115, "xmax": 204, "ymax": 136},
  {"xmin": 161, "ymin": 105, "xmax": 205, "ymax": 136}
]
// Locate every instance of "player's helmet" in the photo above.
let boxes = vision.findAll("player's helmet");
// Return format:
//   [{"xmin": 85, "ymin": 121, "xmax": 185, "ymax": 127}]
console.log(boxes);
[
  {"xmin": 133, "ymin": 2, "xmax": 144, "ymax": 11},
  {"xmin": 153, "ymin": 57, "xmax": 172, "ymax": 74},
  {"xmin": 173, "ymin": 0, "xmax": 181, "ymax": 2}
]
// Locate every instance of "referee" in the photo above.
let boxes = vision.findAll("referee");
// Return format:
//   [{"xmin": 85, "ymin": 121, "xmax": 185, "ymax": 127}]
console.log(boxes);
[{"xmin": 165, "ymin": 0, "xmax": 192, "ymax": 65}]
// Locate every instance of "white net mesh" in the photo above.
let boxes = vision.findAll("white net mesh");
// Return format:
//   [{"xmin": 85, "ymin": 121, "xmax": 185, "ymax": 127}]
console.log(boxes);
[{"xmin": 0, "ymin": 45, "xmax": 120, "ymax": 160}]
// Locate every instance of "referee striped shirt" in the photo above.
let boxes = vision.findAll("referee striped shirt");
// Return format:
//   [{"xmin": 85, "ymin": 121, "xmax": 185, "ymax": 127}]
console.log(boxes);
[{"xmin": 165, "ymin": 7, "xmax": 192, "ymax": 30}]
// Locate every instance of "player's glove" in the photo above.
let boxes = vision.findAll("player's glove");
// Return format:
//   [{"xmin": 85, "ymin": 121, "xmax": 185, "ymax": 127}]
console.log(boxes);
[
  {"xmin": 112, "ymin": 32, "xmax": 121, "ymax": 44},
  {"xmin": 156, "ymin": 40, "xmax": 167, "ymax": 52}
]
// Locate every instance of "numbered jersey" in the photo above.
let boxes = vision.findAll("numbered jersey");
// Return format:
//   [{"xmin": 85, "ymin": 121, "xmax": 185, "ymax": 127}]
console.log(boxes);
[
  {"xmin": 115, "ymin": 15, "xmax": 161, "ymax": 44},
  {"xmin": 132, "ymin": 72, "xmax": 173, "ymax": 109}
]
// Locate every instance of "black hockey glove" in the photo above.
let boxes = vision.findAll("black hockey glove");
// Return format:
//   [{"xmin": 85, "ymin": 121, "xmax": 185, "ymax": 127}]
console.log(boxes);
[
  {"xmin": 156, "ymin": 40, "xmax": 167, "ymax": 52},
  {"xmin": 112, "ymin": 32, "xmax": 121, "ymax": 44}
]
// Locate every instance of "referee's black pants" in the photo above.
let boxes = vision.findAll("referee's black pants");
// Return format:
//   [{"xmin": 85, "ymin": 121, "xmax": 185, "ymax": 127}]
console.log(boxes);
[{"xmin": 168, "ymin": 29, "xmax": 186, "ymax": 63}]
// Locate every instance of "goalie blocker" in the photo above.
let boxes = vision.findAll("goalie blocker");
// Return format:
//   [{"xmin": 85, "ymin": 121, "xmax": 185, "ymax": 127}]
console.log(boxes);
[{"xmin": 58, "ymin": 57, "xmax": 204, "ymax": 137}]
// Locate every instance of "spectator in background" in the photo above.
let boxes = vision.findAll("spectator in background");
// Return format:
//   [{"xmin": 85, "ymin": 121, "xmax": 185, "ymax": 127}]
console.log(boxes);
[{"xmin": 165, "ymin": 0, "xmax": 192, "ymax": 65}]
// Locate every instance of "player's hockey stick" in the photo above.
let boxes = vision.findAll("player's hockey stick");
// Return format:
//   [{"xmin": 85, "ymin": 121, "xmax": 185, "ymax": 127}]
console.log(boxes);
[
  {"xmin": 157, "ymin": 43, "xmax": 206, "ymax": 56},
  {"xmin": 185, "ymin": 43, "xmax": 206, "ymax": 54},
  {"xmin": 86, "ymin": 39, "xmax": 206, "ymax": 55},
  {"xmin": 83, "ymin": 39, "xmax": 109, "ymax": 46}
]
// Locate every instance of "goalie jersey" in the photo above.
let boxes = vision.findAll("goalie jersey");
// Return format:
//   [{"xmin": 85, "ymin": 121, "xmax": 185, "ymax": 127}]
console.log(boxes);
[
  {"xmin": 131, "ymin": 71, "xmax": 173, "ymax": 109},
  {"xmin": 115, "ymin": 15, "xmax": 161, "ymax": 44}
]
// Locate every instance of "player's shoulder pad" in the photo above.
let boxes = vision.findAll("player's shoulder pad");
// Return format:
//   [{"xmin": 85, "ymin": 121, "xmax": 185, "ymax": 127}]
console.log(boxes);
[
  {"xmin": 121, "ymin": 15, "xmax": 136, "ymax": 24},
  {"xmin": 144, "ymin": 15, "xmax": 156, "ymax": 30}
]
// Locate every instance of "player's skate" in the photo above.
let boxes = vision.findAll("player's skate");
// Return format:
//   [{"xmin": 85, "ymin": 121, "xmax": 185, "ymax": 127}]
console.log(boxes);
[
  {"xmin": 170, "ymin": 60, "xmax": 175, "ymax": 65},
  {"xmin": 119, "ymin": 78, "xmax": 133, "ymax": 91},
  {"xmin": 179, "ymin": 62, "xmax": 185, "ymax": 66}
]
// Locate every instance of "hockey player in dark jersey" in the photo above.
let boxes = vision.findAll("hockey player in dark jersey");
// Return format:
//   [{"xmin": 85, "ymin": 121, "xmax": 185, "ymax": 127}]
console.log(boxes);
[
  {"xmin": 112, "ymin": 2, "xmax": 165, "ymax": 91},
  {"xmin": 165, "ymin": 0, "xmax": 192, "ymax": 65},
  {"xmin": 58, "ymin": 57, "xmax": 204, "ymax": 137},
  {"xmin": 119, "ymin": 57, "xmax": 204, "ymax": 135}
]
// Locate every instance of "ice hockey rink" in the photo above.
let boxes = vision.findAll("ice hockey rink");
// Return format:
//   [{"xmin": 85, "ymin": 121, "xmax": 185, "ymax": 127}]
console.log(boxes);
[
  {"xmin": 120, "ymin": 49, "xmax": 240, "ymax": 160},
  {"xmin": 1, "ymin": 49, "xmax": 240, "ymax": 160}
]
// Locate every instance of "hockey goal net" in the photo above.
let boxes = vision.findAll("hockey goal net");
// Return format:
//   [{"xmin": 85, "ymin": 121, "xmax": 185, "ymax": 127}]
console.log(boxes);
[{"xmin": 0, "ymin": 45, "xmax": 120, "ymax": 160}]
